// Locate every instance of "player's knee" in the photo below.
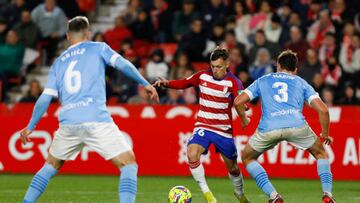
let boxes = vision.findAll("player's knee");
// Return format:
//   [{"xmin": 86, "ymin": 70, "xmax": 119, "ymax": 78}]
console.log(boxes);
[
  {"xmin": 187, "ymin": 149, "xmax": 200, "ymax": 162},
  {"xmin": 228, "ymin": 165, "xmax": 240, "ymax": 176},
  {"xmin": 314, "ymin": 149, "xmax": 329, "ymax": 160}
]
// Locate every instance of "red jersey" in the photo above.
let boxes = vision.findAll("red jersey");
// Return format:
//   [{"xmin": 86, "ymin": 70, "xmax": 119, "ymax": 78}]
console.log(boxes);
[{"xmin": 168, "ymin": 69, "xmax": 244, "ymax": 138}]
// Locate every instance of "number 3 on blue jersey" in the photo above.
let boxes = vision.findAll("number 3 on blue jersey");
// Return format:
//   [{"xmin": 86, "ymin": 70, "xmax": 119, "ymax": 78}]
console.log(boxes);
[
  {"xmin": 272, "ymin": 82, "xmax": 288, "ymax": 103},
  {"xmin": 64, "ymin": 60, "xmax": 81, "ymax": 94}
]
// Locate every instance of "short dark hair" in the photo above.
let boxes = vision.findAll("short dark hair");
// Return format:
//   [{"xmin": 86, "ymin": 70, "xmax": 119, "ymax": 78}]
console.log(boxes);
[
  {"xmin": 68, "ymin": 16, "xmax": 89, "ymax": 33},
  {"xmin": 210, "ymin": 47, "xmax": 229, "ymax": 61},
  {"xmin": 277, "ymin": 50, "xmax": 298, "ymax": 71}
]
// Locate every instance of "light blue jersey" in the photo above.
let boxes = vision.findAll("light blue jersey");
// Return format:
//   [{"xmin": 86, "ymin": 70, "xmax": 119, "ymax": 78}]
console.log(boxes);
[
  {"xmin": 40, "ymin": 41, "xmax": 149, "ymax": 126},
  {"xmin": 244, "ymin": 72, "xmax": 320, "ymax": 132}
]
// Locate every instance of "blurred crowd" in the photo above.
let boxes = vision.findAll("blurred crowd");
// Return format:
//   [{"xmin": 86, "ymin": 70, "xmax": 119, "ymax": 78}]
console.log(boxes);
[{"xmin": 1, "ymin": 0, "xmax": 360, "ymax": 106}]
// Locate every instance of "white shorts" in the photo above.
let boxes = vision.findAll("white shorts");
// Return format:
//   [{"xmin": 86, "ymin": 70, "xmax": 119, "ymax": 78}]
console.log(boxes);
[
  {"xmin": 249, "ymin": 123, "xmax": 317, "ymax": 153},
  {"xmin": 49, "ymin": 122, "xmax": 132, "ymax": 160}
]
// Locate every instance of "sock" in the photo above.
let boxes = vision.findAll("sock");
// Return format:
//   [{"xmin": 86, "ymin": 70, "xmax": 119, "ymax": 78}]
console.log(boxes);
[
  {"xmin": 317, "ymin": 159, "xmax": 333, "ymax": 195},
  {"xmin": 228, "ymin": 170, "xmax": 244, "ymax": 197},
  {"xmin": 23, "ymin": 163, "xmax": 58, "ymax": 203},
  {"xmin": 119, "ymin": 164, "xmax": 138, "ymax": 203},
  {"xmin": 246, "ymin": 161, "xmax": 276, "ymax": 198},
  {"xmin": 189, "ymin": 160, "xmax": 210, "ymax": 193}
]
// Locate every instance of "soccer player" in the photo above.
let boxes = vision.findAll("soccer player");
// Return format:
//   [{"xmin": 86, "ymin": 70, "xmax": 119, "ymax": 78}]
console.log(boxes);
[
  {"xmin": 234, "ymin": 50, "xmax": 336, "ymax": 203},
  {"xmin": 154, "ymin": 48, "xmax": 249, "ymax": 203},
  {"xmin": 21, "ymin": 16, "xmax": 159, "ymax": 203}
]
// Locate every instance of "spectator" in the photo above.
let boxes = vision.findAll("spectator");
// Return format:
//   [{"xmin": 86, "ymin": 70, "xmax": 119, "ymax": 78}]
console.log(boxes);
[
  {"xmin": 264, "ymin": 14, "xmax": 283, "ymax": 43},
  {"xmin": 160, "ymin": 88, "xmax": 185, "ymax": 105},
  {"xmin": 249, "ymin": 0, "xmax": 272, "ymax": 32},
  {"xmin": 145, "ymin": 48, "xmax": 169, "ymax": 83},
  {"xmin": 150, "ymin": 0, "xmax": 173, "ymax": 42},
  {"xmin": 228, "ymin": 46, "xmax": 247, "ymax": 74},
  {"xmin": 337, "ymin": 82, "xmax": 359, "ymax": 105},
  {"xmin": 280, "ymin": 11, "xmax": 305, "ymax": 45},
  {"xmin": 13, "ymin": 10, "xmax": 40, "ymax": 49},
  {"xmin": 249, "ymin": 48, "xmax": 273, "ymax": 80},
  {"xmin": 236, "ymin": 69, "xmax": 253, "ymax": 88},
  {"xmin": 248, "ymin": 29, "xmax": 281, "ymax": 64},
  {"xmin": 19, "ymin": 79, "xmax": 42, "ymax": 103},
  {"xmin": 307, "ymin": 10, "xmax": 335, "ymax": 48},
  {"xmin": 312, "ymin": 73, "xmax": 325, "ymax": 94},
  {"xmin": 340, "ymin": 21, "xmax": 356, "ymax": 47},
  {"xmin": 299, "ymin": 49, "xmax": 322, "ymax": 84},
  {"xmin": 172, "ymin": 0, "xmax": 199, "ymax": 42},
  {"xmin": 123, "ymin": 0, "xmax": 142, "ymax": 25},
  {"xmin": 103, "ymin": 16, "xmax": 132, "ymax": 51},
  {"xmin": 318, "ymin": 32, "xmax": 338, "ymax": 64},
  {"xmin": 306, "ymin": 0, "xmax": 323, "ymax": 25},
  {"xmin": 321, "ymin": 87, "xmax": 335, "ymax": 106},
  {"xmin": 0, "ymin": 30, "xmax": 25, "ymax": 101},
  {"xmin": 221, "ymin": 30, "xmax": 246, "ymax": 57},
  {"xmin": 177, "ymin": 18, "xmax": 207, "ymax": 62},
  {"xmin": 0, "ymin": 0, "xmax": 26, "ymax": 28},
  {"xmin": 201, "ymin": 0, "xmax": 228, "ymax": 33},
  {"xmin": 92, "ymin": 31, "xmax": 105, "ymax": 42},
  {"xmin": 130, "ymin": 9, "xmax": 154, "ymax": 42},
  {"xmin": 31, "ymin": 0, "xmax": 67, "ymax": 65},
  {"xmin": 206, "ymin": 20, "xmax": 225, "ymax": 51},
  {"xmin": 169, "ymin": 52, "xmax": 193, "ymax": 80},
  {"xmin": 231, "ymin": 0, "xmax": 251, "ymax": 47},
  {"xmin": 322, "ymin": 56, "xmax": 342, "ymax": 87},
  {"xmin": 0, "ymin": 17, "xmax": 7, "ymax": 43},
  {"xmin": 329, "ymin": 0, "xmax": 354, "ymax": 27},
  {"xmin": 128, "ymin": 85, "xmax": 154, "ymax": 104},
  {"xmin": 284, "ymin": 26, "xmax": 310, "ymax": 65},
  {"xmin": 339, "ymin": 33, "xmax": 360, "ymax": 85}
]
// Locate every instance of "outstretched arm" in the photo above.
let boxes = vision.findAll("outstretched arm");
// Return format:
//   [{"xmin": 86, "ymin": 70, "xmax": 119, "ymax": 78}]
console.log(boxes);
[
  {"xmin": 310, "ymin": 98, "xmax": 332, "ymax": 145},
  {"xmin": 234, "ymin": 92, "xmax": 251, "ymax": 129},
  {"xmin": 21, "ymin": 94, "xmax": 53, "ymax": 145},
  {"xmin": 153, "ymin": 72, "xmax": 201, "ymax": 89}
]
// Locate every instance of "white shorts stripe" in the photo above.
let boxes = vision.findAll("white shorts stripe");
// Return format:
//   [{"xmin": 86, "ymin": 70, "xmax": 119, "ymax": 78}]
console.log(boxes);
[
  {"xmin": 199, "ymin": 98, "xmax": 228, "ymax": 109},
  {"xmin": 194, "ymin": 127, "xmax": 232, "ymax": 138},
  {"xmin": 43, "ymin": 88, "xmax": 58, "ymax": 97},
  {"xmin": 195, "ymin": 122, "xmax": 231, "ymax": 131},
  {"xmin": 198, "ymin": 110, "xmax": 229, "ymax": 120},
  {"xmin": 110, "ymin": 53, "xmax": 120, "ymax": 67},
  {"xmin": 200, "ymin": 74, "xmax": 233, "ymax": 87}
]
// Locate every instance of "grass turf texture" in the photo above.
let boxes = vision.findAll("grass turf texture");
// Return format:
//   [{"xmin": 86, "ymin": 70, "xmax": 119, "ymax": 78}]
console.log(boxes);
[{"xmin": 1, "ymin": 175, "xmax": 359, "ymax": 203}]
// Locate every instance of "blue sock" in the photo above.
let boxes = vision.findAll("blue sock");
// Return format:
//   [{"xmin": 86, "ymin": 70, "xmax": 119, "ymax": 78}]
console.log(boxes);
[
  {"xmin": 317, "ymin": 159, "xmax": 332, "ymax": 194},
  {"xmin": 246, "ymin": 161, "xmax": 276, "ymax": 197},
  {"xmin": 23, "ymin": 163, "xmax": 58, "ymax": 203},
  {"xmin": 119, "ymin": 164, "xmax": 138, "ymax": 203}
]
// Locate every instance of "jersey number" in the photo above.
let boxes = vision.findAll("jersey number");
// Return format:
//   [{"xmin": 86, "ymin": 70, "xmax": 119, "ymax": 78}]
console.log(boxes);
[
  {"xmin": 272, "ymin": 82, "xmax": 288, "ymax": 103},
  {"xmin": 64, "ymin": 60, "xmax": 81, "ymax": 94}
]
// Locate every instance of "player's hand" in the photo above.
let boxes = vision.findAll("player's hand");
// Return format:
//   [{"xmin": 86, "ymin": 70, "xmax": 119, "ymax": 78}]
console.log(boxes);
[
  {"xmin": 153, "ymin": 77, "xmax": 168, "ymax": 88},
  {"xmin": 20, "ymin": 128, "xmax": 32, "ymax": 145},
  {"xmin": 144, "ymin": 85, "xmax": 159, "ymax": 103},
  {"xmin": 241, "ymin": 116, "xmax": 250, "ymax": 129},
  {"xmin": 320, "ymin": 133, "xmax": 333, "ymax": 145}
]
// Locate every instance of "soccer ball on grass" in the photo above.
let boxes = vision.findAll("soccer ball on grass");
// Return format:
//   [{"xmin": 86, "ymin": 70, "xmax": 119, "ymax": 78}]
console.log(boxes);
[{"xmin": 168, "ymin": 185, "xmax": 192, "ymax": 203}]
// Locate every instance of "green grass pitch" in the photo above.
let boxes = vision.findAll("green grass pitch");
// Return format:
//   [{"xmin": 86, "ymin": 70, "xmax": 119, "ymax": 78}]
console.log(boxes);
[{"xmin": 1, "ymin": 175, "xmax": 359, "ymax": 203}]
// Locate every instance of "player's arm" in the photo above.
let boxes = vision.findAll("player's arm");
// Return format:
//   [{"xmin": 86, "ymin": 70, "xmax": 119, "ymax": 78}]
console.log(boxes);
[
  {"xmin": 101, "ymin": 43, "xmax": 159, "ymax": 102},
  {"xmin": 20, "ymin": 65, "xmax": 58, "ymax": 145},
  {"xmin": 309, "ymin": 98, "xmax": 332, "ymax": 145},
  {"xmin": 304, "ymin": 80, "xmax": 332, "ymax": 145},
  {"xmin": 153, "ymin": 72, "xmax": 201, "ymax": 89},
  {"xmin": 20, "ymin": 94, "xmax": 53, "ymax": 145},
  {"xmin": 234, "ymin": 79, "xmax": 260, "ymax": 128}
]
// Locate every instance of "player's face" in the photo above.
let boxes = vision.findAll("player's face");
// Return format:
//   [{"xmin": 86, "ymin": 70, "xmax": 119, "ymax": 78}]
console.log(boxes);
[{"xmin": 210, "ymin": 58, "xmax": 228, "ymax": 79}]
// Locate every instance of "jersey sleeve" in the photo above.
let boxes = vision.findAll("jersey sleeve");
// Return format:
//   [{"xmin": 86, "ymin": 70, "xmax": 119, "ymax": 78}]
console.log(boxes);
[
  {"xmin": 302, "ymin": 79, "xmax": 320, "ymax": 104},
  {"xmin": 43, "ymin": 64, "xmax": 58, "ymax": 97},
  {"xmin": 231, "ymin": 77, "xmax": 244, "ymax": 99},
  {"xmin": 244, "ymin": 78, "xmax": 260, "ymax": 101},
  {"xmin": 167, "ymin": 71, "xmax": 202, "ymax": 89},
  {"xmin": 100, "ymin": 42, "xmax": 120, "ymax": 67}
]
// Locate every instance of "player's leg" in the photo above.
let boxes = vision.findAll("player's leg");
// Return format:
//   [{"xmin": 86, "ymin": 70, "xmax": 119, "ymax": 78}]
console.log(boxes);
[
  {"xmin": 111, "ymin": 150, "xmax": 138, "ymax": 203},
  {"xmin": 84, "ymin": 122, "xmax": 137, "ymax": 203},
  {"xmin": 220, "ymin": 154, "xmax": 249, "ymax": 203},
  {"xmin": 23, "ymin": 154, "xmax": 65, "ymax": 203},
  {"xmin": 187, "ymin": 129, "xmax": 215, "ymax": 203},
  {"xmin": 307, "ymin": 138, "xmax": 335, "ymax": 203},
  {"xmin": 23, "ymin": 126, "xmax": 83, "ymax": 203},
  {"xmin": 242, "ymin": 130, "xmax": 283, "ymax": 202}
]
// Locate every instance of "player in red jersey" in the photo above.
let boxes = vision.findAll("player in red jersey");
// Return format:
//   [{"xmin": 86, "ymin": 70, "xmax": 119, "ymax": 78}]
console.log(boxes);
[{"xmin": 154, "ymin": 48, "xmax": 250, "ymax": 203}]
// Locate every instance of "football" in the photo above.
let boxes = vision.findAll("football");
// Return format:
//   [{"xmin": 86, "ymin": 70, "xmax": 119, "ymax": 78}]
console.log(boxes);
[{"xmin": 168, "ymin": 185, "xmax": 192, "ymax": 203}]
